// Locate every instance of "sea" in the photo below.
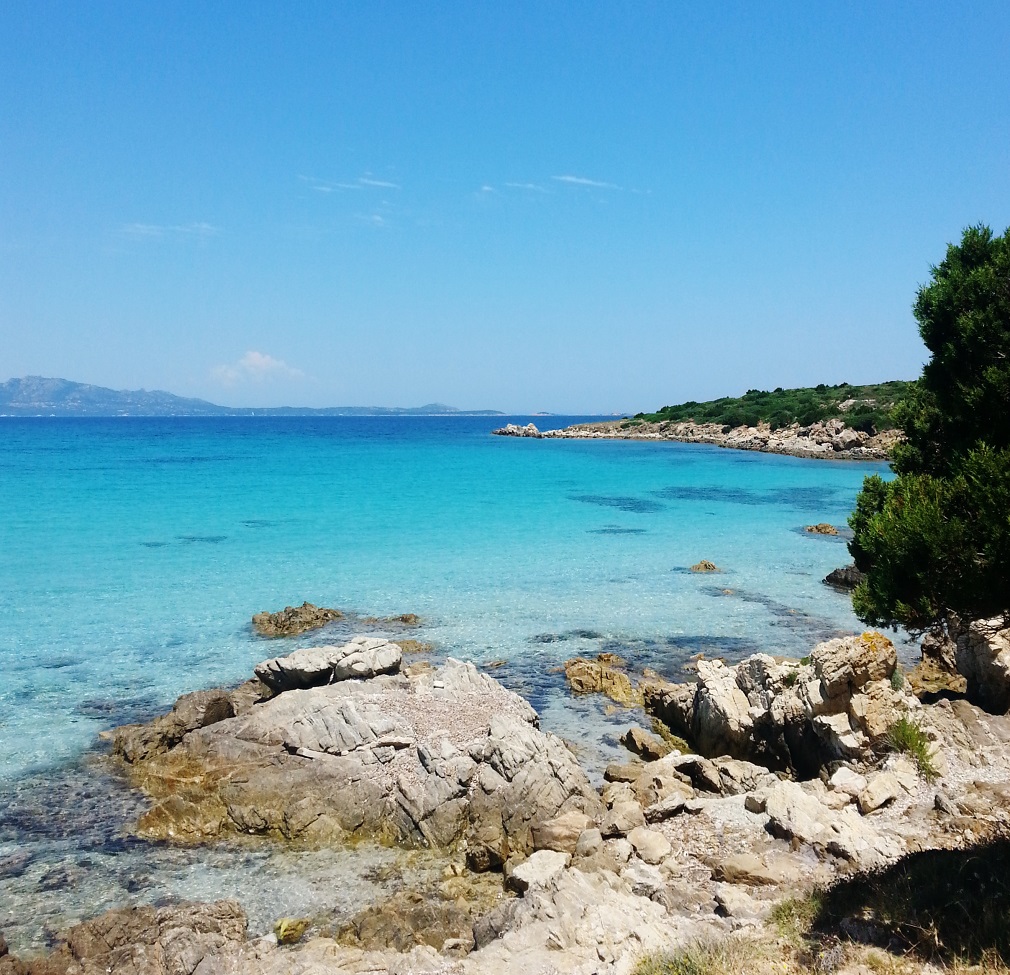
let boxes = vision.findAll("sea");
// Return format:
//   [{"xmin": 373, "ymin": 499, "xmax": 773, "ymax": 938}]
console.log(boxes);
[{"xmin": 0, "ymin": 415, "xmax": 899, "ymax": 951}]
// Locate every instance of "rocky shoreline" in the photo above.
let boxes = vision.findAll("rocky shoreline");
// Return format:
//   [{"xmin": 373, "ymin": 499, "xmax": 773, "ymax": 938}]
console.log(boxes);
[
  {"xmin": 5, "ymin": 622, "xmax": 1010, "ymax": 973},
  {"xmin": 493, "ymin": 419, "xmax": 901, "ymax": 461}
]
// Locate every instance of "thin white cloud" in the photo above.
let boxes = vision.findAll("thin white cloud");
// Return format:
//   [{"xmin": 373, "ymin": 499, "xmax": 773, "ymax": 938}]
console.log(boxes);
[
  {"xmin": 505, "ymin": 181, "xmax": 549, "ymax": 192},
  {"xmin": 358, "ymin": 176, "xmax": 400, "ymax": 189},
  {"xmin": 552, "ymin": 175, "xmax": 620, "ymax": 189},
  {"xmin": 120, "ymin": 221, "xmax": 219, "ymax": 239},
  {"xmin": 300, "ymin": 174, "xmax": 400, "ymax": 192},
  {"xmin": 480, "ymin": 184, "xmax": 496, "ymax": 194},
  {"xmin": 211, "ymin": 351, "xmax": 304, "ymax": 386}
]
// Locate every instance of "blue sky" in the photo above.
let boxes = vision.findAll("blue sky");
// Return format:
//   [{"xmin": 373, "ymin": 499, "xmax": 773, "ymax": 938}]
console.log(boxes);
[{"xmin": 2, "ymin": 3, "xmax": 1008, "ymax": 412}]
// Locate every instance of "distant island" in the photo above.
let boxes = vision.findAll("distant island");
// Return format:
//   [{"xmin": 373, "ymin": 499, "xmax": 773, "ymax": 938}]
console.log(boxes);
[{"xmin": 0, "ymin": 376, "xmax": 505, "ymax": 417}]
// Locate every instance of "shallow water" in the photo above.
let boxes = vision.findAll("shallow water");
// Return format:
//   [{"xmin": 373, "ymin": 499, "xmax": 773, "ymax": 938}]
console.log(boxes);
[{"xmin": 0, "ymin": 416, "xmax": 899, "ymax": 950}]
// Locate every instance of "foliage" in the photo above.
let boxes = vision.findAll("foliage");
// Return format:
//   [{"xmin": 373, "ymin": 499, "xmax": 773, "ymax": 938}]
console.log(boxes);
[
  {"xmin": 850, "ymin": 225, "xmax": 1010, "ymax": 631},
  {"xmin": 886, "ymin": 715, "xmax": 938, "ymax": 782},
  {"xmin": 635, "ymin": 381, "xmax": 910, "ymax": 433},
  {"xmin": 632, "ymin": 937, "xmax": 779, "ymax": 975}
]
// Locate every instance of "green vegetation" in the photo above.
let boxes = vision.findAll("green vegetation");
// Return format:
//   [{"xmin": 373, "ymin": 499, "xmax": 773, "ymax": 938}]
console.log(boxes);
[
  {"xmin": 632, "ymin": 937, "xmax": 779, "ymax": 975},
  {"xmin": 886, "ymin": 715, "xmax": 938, "ymax": 781},
  {"xmin": 850, "ymin": 225, "xmax": 1010, "ymax": 632},
  {"xmin": 634, "ymin": 380, "xmax": 910, "ymax": 433}
]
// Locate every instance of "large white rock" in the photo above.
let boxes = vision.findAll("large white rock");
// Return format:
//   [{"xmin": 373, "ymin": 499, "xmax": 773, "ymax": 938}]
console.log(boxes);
[
  {"xmin": 507, "ymin": 850, "xmax": 570, "ymax": 893},
  {"xmin": 255, "ymin": 636, "xmax": 402, "ymax": 690}
]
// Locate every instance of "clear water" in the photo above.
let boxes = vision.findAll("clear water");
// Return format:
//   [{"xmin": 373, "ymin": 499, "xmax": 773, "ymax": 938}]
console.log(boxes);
[{"xmin": 0, "ymin": 416, "xmax": 895, "ymax": 951}]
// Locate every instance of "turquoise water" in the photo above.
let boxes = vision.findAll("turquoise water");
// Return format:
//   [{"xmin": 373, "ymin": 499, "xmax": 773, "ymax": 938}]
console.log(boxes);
[
  {"xmin": 0, "ymin": 416, "xmax": 897, "ymax": 949},
  {"xmin": 1, "ymin": 416, "xmax": 893, "ymax": 780}
]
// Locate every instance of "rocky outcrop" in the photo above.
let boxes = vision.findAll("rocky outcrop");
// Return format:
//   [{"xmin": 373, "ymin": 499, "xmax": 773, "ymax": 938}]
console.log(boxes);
[
  {"xmin": 491, "ymin": 423, "xmax": 542, "ymax": 438},
  {"xmin": 251, "ymin": 602, "xmax": 342, "ymax": 637},
  {"xmin": 805, "ymin": 523, "xmax": 839, "ymax": 535},
  {"xmin": 946, "ymin": 615, "xmax": 1010, "ymax": 713},
  {"xmin": 823, "ymin": 563, "xmax": 865, "ymax": 590},
  {"xmin": 254, "ymin": 636, "xmax": 402, "ymax": 690},
  {"xmin": 528, "ymin": 417, "xmax": 901, "ymax": 460},
  {"xmin": 563, "ymin": 653, "xmax": 642, "ymax": 706},
  {"xmin": 113, "ymin": 649, "xmax": 603, "ymax": 869},
  {"xmin": 689, "ymin": 560, "xmax": 719, "ymax": 573},
  {"xmin": 645, "ymin": 632, "xmax": 916, "ymax": 776}
]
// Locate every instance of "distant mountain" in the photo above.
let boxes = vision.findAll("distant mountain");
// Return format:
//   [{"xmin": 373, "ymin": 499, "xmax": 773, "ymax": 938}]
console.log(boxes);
[{"xmin": 0, "ymin": 377, "xmax": 504, "ymax": 417}]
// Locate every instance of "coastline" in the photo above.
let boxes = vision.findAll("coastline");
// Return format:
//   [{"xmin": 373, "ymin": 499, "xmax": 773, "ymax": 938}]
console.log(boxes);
[
  {"xmin": 6, "ymin": 626, "xmax": 1010, "ymax": 973},
  {"xmin": 493, "ymin": 418, "xmax": 901, "ymax": 463}
]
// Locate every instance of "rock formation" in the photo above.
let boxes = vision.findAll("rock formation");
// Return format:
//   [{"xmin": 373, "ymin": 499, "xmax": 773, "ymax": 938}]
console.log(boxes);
[{"xmin": 251, "ymin": 602, "xmax": 342, "ymax": 637}]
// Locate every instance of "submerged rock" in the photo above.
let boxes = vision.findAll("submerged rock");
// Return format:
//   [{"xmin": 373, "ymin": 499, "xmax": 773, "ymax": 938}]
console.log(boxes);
[
  {"xmin": 251, "ymin": 601, "xmax": 342, "ymax": 638},
  {"xmin": 563, "ymin": 654, "xmax": 642, "ymax": 706}
]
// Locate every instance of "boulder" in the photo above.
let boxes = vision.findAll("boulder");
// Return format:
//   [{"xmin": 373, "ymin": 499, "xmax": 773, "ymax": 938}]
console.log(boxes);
[
  {"xmin": 646, "ymin": 633, "xmax": 906, "ymax": 777},
  {"xmin": 254, "ymin": 636, "xmax": 402, "ymax": 691},
  {"xmin": 690, "ymin": 560, "xmax": 719, "ymax": 572},
  {"xmin": 857, "ymin": 772, "xmax": 902, "ymax": 814},
  {"xmin": 251, "ymin": 601, "xmax": 342, "ymax": 637},
  {"xmin": 601, "ymin": 801, "xmax": 646, "ymax": 837},
  {"xmin": 531, "ymin": 810, "xmax": 595, "ymax": 855},
  {"xmin": 713, "ymin": 852, "xmax": 801, "ymax": 887},
  {"xmin": 115, "ymin": 657, "xmax": 603, "ymax": 864},
  {"xmin": 948, "ymin": 615, "xmax": 1010, "ymax": 712},
  {"xmin": 491, "ymin": 423, "xmax": 542, "ymax": 438},
  {"xmin": 823, "ymin": 564, "xmax": 865, "ymax": 590},
  {"xmin": 507, "ymin": 850, "xmax": 570, "ymax": 893},
  {"xmin": 627, "ymin": 826, "xmax": 672, "ymax": 865}
]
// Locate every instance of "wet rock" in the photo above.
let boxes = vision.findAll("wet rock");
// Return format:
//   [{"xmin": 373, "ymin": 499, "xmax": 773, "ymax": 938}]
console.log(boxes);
[
  {"xmin": 621, "ymin": 726, "xmax": 672, "ymax": 761},
  {"xmin": 274, "ymin": 917, "xmax": 310, "ymax": 945},
  {"xmin": 251, "ymin": 601, "xmax": 342, "ymax": 637},
  {"xmin": 823, "ymin": 564, "xmax": 865, "ymax": 590},
  {"xmin": 335, "ymin": 889, "xmax": 476, "ymax": 952},
  {"xmin": 397, "ymin": 639, "xmax": 434, "ymax": 655},
  {"xmin": 690, "ymin": 560, "xmax": 719, "ymax": 572},
  {"xmin": 564, "ymin": 655, "xmax": 641, "ymax": 706},
  {"xmin": 254, "ymin": 636, "xmax": 402, "ymax": 691},
  {"xmin": 805, "ymin": 523, "xmax": 839, "ymax": 535}
]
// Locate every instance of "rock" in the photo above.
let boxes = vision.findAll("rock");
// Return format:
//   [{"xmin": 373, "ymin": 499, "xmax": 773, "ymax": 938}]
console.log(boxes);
[
  {"xmin": 643, "ymin": 633, "xmax": 905, "ymax": 777},
  {"xmin": 713, "ymin": 852, "xmax": 800, "ymax": 886},
  {"xmin": 857, "ymin": 772, "xmax": 902, "ymax": 814},
  {"xmin": 627, "ymin": 825, "xmax": 672, "ymax": 864},
  {"xmin": 621, "ymin": 859, "xmax": 666, "ymax": 898},
  {"xmin": 828, "ymin": 766, "xmax": 868, "ymax": 798},
  {"xmin": 824, "ymin": 564, "xmax": 865, "ymax": 590},
  {"xmin": 714, "ymin": 883, "xmax": 768, "ymax": 919},
  {"xmin": 117, "ymin": 657, "xmax": 603, "ymax": 861},
  {"xmin": 574, "ymin": 827, "xmax": 603, "ymax": 857},
  {"xmin": 601, "ymin": 801, "xmax": 646, "ymax": 837},
  {"xmin": 531, "ymin": 810, "xmax": 595, "ymax": 855},
  {"xmin": 111, "ymin": 685, "xmax": 260, "ymax": 763},
  {"xmin": 564, "ymin": 655, "xmax": 641, "ymax": 706},
  {"xmin": 252, "ymin": 601, "xmax": 342, "ymax": 637},
  {"xmin": 335, "ymin": 889, "xmax": 478, "ymax": 952},
  {"xmin": 805, "ymin": 523, "xmax": 839, "ymax": 535},
  {"xmin": 948, "ymin": 615, "xmax": 1010, "ymax": 712},
  {"xmin": 621, "ymin": 726, "xmax": 671, "ymax": 761},
  {"xmin": 254, "ymin": 636, "xmax": 402, "ymax": 691},
  {"xmin": 690, "ymin": 560, "xmax": 719, "ymax": 572},
  {"xmin": 744, "ymin": 792, "xmax": 768, "ymax": 814},
  {"xmin": 491, "ymin": 423, "xmax": 542, "ymax": 438},
  {"xmin": 274, "ymin": 917, "xmax": 310, "ymax": 944},
  {"xmin": 644, "ymin": 790, "xmax": 689, "ymax": 822},
  {"xmin": 604, "ymin": 761, "xmax": 645, "ymax": 783},
  {"xmin": 397, "ymin": 639, "xmax": 434, "ymax": 655},
  {"xmin": 0, "ymin": 851, "xmax": 32, "ymax": 880},
  {"xmin": 676, "ymin": 756, "xmax": 724, "ymax": 793},
  {"xmin": 765, "ymin": 780, "xmax": 901, "ymax": 865},
  {"xmin": 507, "ymin": 849, "xmax": 570, "ymax": 893}
]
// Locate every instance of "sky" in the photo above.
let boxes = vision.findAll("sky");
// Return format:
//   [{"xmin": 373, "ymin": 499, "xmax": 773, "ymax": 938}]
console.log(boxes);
[{"xmin": 1, "ymin": 2, "xmax": 1009, "ymax": 413}]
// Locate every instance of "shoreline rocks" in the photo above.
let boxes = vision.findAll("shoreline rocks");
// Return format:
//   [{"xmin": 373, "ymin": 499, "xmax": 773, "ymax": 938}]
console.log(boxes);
[{"xmin": 492, "ymin": 418, "xmax": 900, "ymax": 461}]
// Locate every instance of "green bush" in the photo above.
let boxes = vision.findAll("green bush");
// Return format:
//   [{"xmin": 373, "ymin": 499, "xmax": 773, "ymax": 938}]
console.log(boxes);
[{"xmin": 886, "ymin": 715, "xmax": 938, "ymax": 781}]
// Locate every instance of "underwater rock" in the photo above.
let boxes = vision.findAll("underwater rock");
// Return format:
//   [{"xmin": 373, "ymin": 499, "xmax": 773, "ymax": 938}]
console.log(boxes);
[
  {"xmin": 563, "ymin": 654, "xmax": 642, "ymax": 706},
  {"xmin": 251, "ymin": 601, "xmax": 342, "ymax": 638}
]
